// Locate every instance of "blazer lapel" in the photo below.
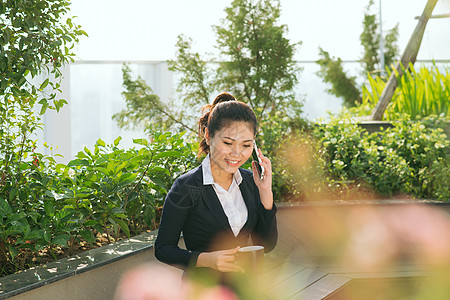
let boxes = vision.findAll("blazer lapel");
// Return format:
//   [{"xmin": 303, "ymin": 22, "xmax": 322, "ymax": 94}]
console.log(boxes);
[
  {"xmin": 239, "ymin": 173, "xmax": 257, "ymax": 231},
  {"xmin": 195, "ymin": 167, "xmax": 233, "ymax": 232}
]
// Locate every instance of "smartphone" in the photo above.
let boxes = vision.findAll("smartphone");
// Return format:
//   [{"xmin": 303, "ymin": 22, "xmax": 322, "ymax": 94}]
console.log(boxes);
[{"xmin": 252, "ymin": 141, "xmax": 265, "ymax": 181}]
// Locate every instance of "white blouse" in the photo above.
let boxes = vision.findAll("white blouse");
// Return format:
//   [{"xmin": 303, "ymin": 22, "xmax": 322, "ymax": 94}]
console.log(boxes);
[{"xmin": 202, "ymin": 155, "xmax": 248, "ymax": 237}]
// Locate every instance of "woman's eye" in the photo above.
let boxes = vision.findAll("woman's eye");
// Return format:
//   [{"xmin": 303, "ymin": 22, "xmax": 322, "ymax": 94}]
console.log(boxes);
[
  {"xmin": 243, "ymin": 144, "xmax": 251, "ymax": 148},
  {"xmin": 224, "ymin": 142, "xmax": 232, "ymax": 145}
]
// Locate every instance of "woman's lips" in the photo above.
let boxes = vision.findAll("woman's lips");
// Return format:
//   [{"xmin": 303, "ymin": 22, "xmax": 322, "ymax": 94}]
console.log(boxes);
[{"xmin": 225, "ymin": 159, "xmax": 240, "ymax": 167}]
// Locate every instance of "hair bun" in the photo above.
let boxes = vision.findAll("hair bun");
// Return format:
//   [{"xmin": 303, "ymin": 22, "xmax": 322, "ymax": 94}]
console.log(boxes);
[
  {"xmin": 198, "ymin": 92, "xmax": 247, "ymax": 157},
  {"xmin": 198, "ymin": 93, "xmax": 236, "ymax": 137},
  {"xmin": 212, "ymin": 92, "xmax": 236, "ymax": 107}
]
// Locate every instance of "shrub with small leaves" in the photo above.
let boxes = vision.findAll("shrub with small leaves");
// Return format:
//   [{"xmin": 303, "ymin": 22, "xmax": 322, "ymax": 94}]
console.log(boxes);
[{"xmin": 313, "ymin": 116, "xmax": 449, "ymax": 200}]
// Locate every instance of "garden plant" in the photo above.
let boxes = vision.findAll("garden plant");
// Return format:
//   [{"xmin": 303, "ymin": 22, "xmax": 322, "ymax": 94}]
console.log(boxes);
[
  {"xmin": 0, "ymin": 0, "xmax": 197, "ymax": 277},
  {"xmin": 313, "ymin": 116, "xmax": 450, "ymax": 201},
  {"xmin": 350, "ymin": 62, "xmax": 450, "ymax": 120}
]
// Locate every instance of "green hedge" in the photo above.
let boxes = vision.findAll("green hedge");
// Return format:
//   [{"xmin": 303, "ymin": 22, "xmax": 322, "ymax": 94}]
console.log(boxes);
[{"xmin": 313, "ymin": 117, "xmax": 450, "ymax": 200}]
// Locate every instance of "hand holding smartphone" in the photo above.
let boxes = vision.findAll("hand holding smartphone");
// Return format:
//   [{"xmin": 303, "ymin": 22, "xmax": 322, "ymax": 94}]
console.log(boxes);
[{"xmin": 252, "ymin": 141, "xmax": 265, "ymax": 181}]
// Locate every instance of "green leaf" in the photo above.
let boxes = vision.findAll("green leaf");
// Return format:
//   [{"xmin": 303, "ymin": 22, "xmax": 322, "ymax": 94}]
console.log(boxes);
[
  {"xmin": 80, "ymin": 230, "xmax": 95, "ymax": 244},
  {"xmin": 11, "ymin": 86, "xmax": 20, "ymax": 97},
  {"xmin": 18, "ymin": 189, "xmax": 27, "ymax": 202},
  {"xmin": 39, "ymin": 101, "xmax": 48, "ymax": 115},
  {"xmin": 40, "ymin": 78, "xmax": 49, "ymax": 90},
  {"xmin": 44, "ymin": 230, "xmax": 52, "ymax": 243},
  {"xmin": 96, "ymin": 138, "xmax": 106, "ymax": 147},
  {"xmin": 67, "ymin": 159, "xmax": 89, "ymax": 167},
  {"xmin": 96, "ymin": 167, "xmax": 110, "ymax": 175},
  {"xmin": 118, "ymin": 173, "xmax": 137, "ymax": 186},
  {"xmin": 53, "ymin": 234, "xmax": 70, "ymax": 247},
  {"xmin": 133, "ymin": 138, "xmax": 148, "ymax": 146},
  {"xmin": 143, "ymin": 207, "xmax": 155, "ymax": 228},
  {"xmin": 55, "ymin": 163, "xmax": 67, "ymax": 172},
  {"xmin": 66, "ymin": 18, "xmax": 73, "ymax": 28},
  {"xmin": 44, "ymin": 200, "xmax": 55, "ymax": 216},
  {"xmin": 84, "ymin": 220, "xmax": 99, "ymax": 227},
  {"xmin": 28, "ymin": 211, "xmax": 40, "ymax": 223},
  {"xmin": 9, "ymin": 187, "xmax": 17, "ymax": 201},
  {"xmin": 0, "ymin": 197, "xmax": 12, "ymax": 215},
  {"xmin": 17, "ymin": 76, "xmax": 26, "ymax": 87},
  {"xmin": 84, "ymin": 146, "xmax": 92, "ymax": 156},
  {"xmin": 114, "ymin": 136, "xmax": 122, "ymax": 146},
  {"xmin": 154, "ymin": 150, "xmax": 181, "ymax": 159},
  {"xmin": 113, "ymin": 217, "xmax": 130, "ymax": 237},
  {"xmin": 3, "ymin": 27, "xmax": 11, "ymax": 44},
  {"xmin": 9, "ymin": 245, "xmax": 17, "ymax": 261},
  {"xmin": 152, "ymin": 166, "xmax": 170, "ymax": 175}
]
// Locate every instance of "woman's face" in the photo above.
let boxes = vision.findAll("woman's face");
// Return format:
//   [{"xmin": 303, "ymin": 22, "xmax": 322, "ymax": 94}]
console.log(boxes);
[{"xmin": 206, "ymin": 121, "xmax": 254, "ymax": 178}]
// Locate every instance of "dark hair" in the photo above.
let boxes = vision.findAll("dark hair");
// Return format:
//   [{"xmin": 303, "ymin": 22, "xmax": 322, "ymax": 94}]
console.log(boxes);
[{"xmin": 198, "ymin": 93, "xmax": 257, "ymax": 156}]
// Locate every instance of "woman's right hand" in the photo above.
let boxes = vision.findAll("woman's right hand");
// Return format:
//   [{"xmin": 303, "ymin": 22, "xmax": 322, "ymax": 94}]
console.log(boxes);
[{"xmin": 196, "ymin": 246, "xmax": 244, "ymax": 273}]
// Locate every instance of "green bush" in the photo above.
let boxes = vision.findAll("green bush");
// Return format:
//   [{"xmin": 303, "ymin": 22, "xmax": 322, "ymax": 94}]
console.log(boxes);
[
  {"xmin": 313, "ymin": 117, "xmax": 450, "ymax": 200},
  {"xmin": 1, "ymin": 0, "xmax": 89, "ymax": 275},
  {"xmin": 0, "ymin": 131, "xmax": 198, "ymax": 276}
]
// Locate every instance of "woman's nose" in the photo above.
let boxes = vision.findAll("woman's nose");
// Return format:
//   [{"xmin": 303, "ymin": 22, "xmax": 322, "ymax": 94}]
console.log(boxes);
[{"xmin": 230, "ymin": 145, "xmax": 240, "ymax": 156}]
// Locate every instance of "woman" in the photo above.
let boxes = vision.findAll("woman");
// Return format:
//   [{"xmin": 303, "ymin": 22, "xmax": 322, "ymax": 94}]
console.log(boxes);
[{"xmin": 155, "ymin": 92, "xmax": 277, "ymax": 276}]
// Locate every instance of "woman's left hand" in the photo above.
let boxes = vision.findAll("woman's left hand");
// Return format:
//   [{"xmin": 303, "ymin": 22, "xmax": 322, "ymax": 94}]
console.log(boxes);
[{"xmin": 252, "ymin": 148, "xmax": 273, "ymax": 210}]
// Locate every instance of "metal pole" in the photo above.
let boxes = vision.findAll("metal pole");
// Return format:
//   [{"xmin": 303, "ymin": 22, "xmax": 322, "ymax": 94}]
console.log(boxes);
[{"xmin": 379, "ymin": 0, "xmax": 385, "ymax": 77}]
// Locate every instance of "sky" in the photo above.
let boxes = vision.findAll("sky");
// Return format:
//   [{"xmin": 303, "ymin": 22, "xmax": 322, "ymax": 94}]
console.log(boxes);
[{"xmin": 69, "ymin": 0, "xmax": 450, "ymax": 62}]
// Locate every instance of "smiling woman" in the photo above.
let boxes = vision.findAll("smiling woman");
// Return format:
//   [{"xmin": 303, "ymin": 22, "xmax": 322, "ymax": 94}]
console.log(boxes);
[
  {"xmin": 154, "ymin": 93, "xmax": 277, "ymax": 291},
  {"xmin": 206, "ymin": 121, "xmax": 254, "ymax": 189}
]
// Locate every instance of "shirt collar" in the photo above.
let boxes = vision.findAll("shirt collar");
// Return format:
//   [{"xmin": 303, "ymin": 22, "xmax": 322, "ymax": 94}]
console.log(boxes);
[{"xmin": 201, "ymin": 154, "xmax": 243, "ymax": 186}]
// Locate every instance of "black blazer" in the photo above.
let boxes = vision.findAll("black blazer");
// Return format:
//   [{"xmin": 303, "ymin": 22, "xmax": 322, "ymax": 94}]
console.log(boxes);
[{"xmin": 154, "ymin": 165, "xmax": 278, "ymax": 269}]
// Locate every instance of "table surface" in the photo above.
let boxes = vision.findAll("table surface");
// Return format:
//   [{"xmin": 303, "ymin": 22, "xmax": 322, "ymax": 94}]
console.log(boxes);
[{"xmin": 259, "ymin": 254, "xmax": 434, "ymax": 300}]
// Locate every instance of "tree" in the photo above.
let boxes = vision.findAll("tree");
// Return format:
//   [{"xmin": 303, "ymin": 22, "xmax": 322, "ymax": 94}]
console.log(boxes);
[
  {"xmin": 112, "ymin": 64, "xmax": 195, "ymax": 133},
  {"xmin": 360, "ymin": 0, "xmax": 399, "ymax": 75},
  {"xmin": 316, "ymin": 0, "xmax": 399, "ymax": 107},
  {"xmin": 213, "ymin": 0, "xmax": 301, "ymax": 121},
  {"xmin": 316, "ymin": 48, "xmax": 361, "ymax": 107},
  {"xmin": 0, "ymin": 0, "xmax": 86, "ymax": 221},
  {"xmin": 115, "ymin": 0, "xmax": 303, "ymax": 132}
]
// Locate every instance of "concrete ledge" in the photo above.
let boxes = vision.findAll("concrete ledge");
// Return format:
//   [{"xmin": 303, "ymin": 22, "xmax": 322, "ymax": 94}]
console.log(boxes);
[
  {"xmin": 0, "ymin": 231, "xmax": 159, "ymax": 299},
  {"xmin": 357, "ymin": 120, "xmax": 450, "ymax": 138}
]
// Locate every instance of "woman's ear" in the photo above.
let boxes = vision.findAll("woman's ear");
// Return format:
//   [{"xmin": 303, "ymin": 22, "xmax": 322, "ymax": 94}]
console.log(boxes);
[{"xmin": 204, "ymin": 128, "xmax": 210, "ymax": 145}]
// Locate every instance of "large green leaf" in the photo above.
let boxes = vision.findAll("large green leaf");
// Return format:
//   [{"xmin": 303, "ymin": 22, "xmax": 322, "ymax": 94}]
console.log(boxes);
[
  {"xmin": 118, "ymin": 173, "xmax": 137, "ymax": 186},
  {"xmin": 154, "ymin": 150, "xmax": 182, "ymax": 159},
  {"xmin": 112, "ymin": 217, "xmax": 130, "ymax": 238},
  {"xmin": 79, "ymin": 229, "xmax": 94, "ymax": 244},
  {"xmin": 67, "ymin": 159, "xmax": 90, "ymax": 167},
  {"xmin": 133, "ymin": 138, "xmax": 148, "ymax": 146},
  {"xmin": 0, "ymin": 197, "xmax": 12, "ymax": 215},
  {"xmin": 52, "ymin": 234, "xmax": 70, "ymax": 247}
]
